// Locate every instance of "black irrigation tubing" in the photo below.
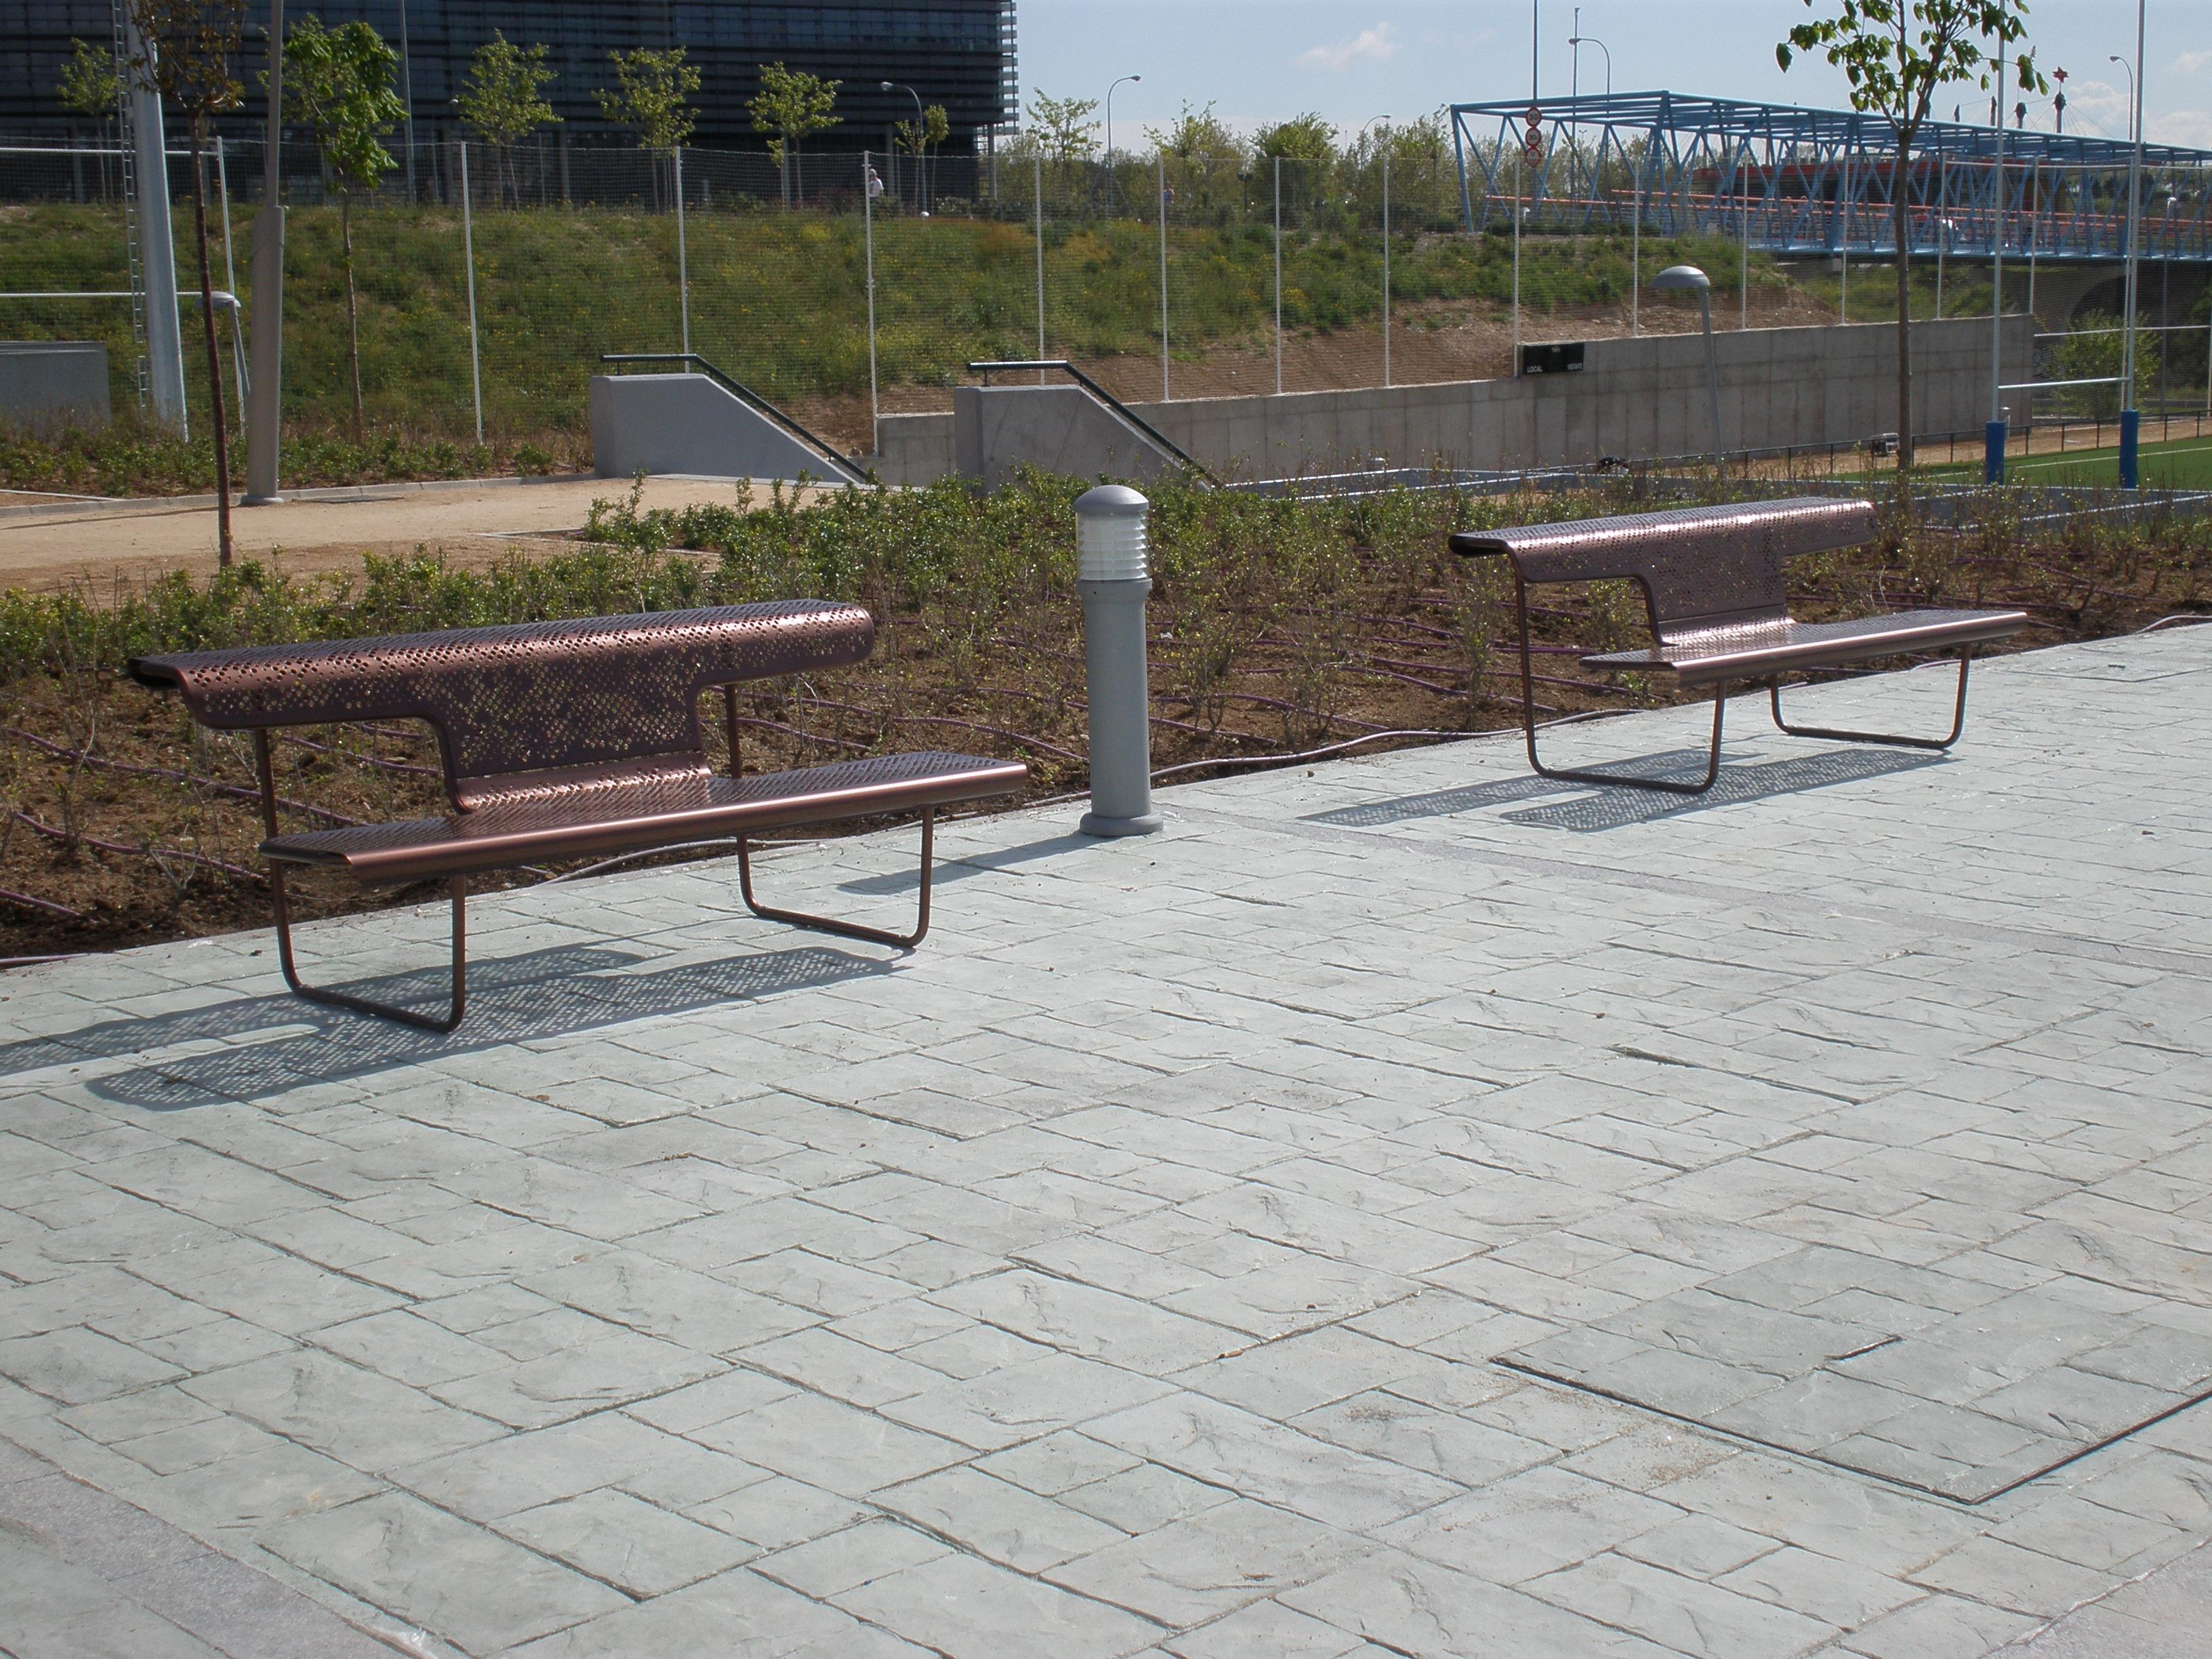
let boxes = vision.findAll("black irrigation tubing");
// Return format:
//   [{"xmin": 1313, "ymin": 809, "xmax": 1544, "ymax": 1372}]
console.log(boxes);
[
  {"xmin": 5, "ymin": 728, "xmax": 365, "ymax": 828},
  {"xmin": 787, "ymin": 696, "xmax": 1085, "ymax": 764},
  {"xmin": 10, "ymin": 810, "xmax": 264, "ymax": 886},
  {"xmin": 0, "ymin": 886, "xmax": 84, "ymax": 920}
]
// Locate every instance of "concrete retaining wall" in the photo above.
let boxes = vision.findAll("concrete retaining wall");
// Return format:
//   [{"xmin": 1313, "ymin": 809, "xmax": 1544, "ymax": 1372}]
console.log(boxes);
[
  {"xmin": 951, "ymin": 384, "xmax": 1189, "ymax": 489},
  {"xmin": 590, "ymin": 373, "xmax": 840, "ymax": 480},
  {"xmin": 872, "ymin": 315, "xmax": 2034, "ymax": 487},
  {"xmin": 0, "ymin": 342, "xmax": 110, "ymax": 432}
]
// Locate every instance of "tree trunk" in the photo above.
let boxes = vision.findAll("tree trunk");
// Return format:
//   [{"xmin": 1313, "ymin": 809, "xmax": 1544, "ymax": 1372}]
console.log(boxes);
[
  {"xmin": 187, "ymin": 120, "xmax": 234, "ymax": 568},
  {"xmin": 342, "ymin": 193, "xmax": 363, "ymax": 438},
  {"xmin": 1894, "ymin": 150, "xmax": 1914, "ymax": 476}
]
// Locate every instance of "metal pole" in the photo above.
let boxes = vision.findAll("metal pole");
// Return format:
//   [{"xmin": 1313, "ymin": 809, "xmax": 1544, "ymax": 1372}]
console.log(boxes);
[
  {"xmin": 1700, "ymin": 289, "xmax": 1722, "ymax": 462},
  {"xmin": 1158, "ymin": 153, "xmax": 1169, "ymax": 401},
  {"xmin": 1631, "ymin": 145, "xmax": 1640, "ymax": 336},
  {"xmin": 1382, "ymin": 152, "xmax": 1391, "ymax": 388},
  {"xmin": 459, "ymin": 140, "xmax": 482, "ymax": 444},
  {"xmin": 121, "ymin": 3, "xmax": 187, "ymax": 434},
  {"xmin": 1273, "ymin": 156, "xmax": 1283, "ymax": 396},
  {"xmin": 213, "ymin": 138, "xmax": 246, "ymax": 414},
  {"xmin": 1740, "ymin": 163, "xmax": 1749, "ymax": 328},
  {"xmin": 2120, "ymin": 0, "xmax": 2146, "ymax": 486},
  {"xmin": 1512, "ymin": 150, "xmax": 1522, "ymax": 374},
  {"xmin": 864, "ymin": 152, "xmax": 878, "ymax": 454},
  {"xmin": 1839, "ymin": 146, "xmax": 1849, "ymax": 324},
  {"xmin": 396, "ymin": 0, "xmax": 415, "ymax": 197},
  {"xmin": 243, "ymin": 0, "xmax": 285, "ymax": 503},
  {"xmin": 1034, "ymin": 153, "xmax": 1046, "ymax": 383},
  {"xmin": 674, "ymin": 145, "xmax": 690, "ymax": 356}
]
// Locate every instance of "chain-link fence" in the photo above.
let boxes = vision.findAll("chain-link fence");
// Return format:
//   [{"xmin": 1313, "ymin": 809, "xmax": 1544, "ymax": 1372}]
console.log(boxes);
[{"xmin": 7, "ymin": 134, "xmax": 2205, "ymax": 465}]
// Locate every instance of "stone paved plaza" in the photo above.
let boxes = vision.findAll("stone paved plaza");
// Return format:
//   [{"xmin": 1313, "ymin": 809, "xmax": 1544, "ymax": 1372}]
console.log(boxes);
[{"xmin": 3, "ymin": 626, "xmax": 2210, "ymax": 1657}]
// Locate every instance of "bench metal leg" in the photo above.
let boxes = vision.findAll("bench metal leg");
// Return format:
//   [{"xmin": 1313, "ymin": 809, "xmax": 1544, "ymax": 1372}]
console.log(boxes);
[
  {"xmin": 1767, "ymin": 653, "xmax": 1971, "ymax": 750},
  {"xmin": 1513, "ymin": 575, "xmax": 1725, "ymax": 795},
  {"xmin": 253, "ymin": 730, "xmax": 468, "ymax": 1032},
  {"xmin": 736, "ymin": 808, "xmax": 935, "ymax": 949},
  {"xmin": 269, "ymin": 863, "xmax": 469, "ymax": 1033}
]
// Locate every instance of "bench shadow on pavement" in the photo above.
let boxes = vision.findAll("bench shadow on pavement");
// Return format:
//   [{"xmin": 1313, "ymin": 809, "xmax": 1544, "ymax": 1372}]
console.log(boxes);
[
  {"xmin": 838, "ymin": 832, "xmax": 1103, "ymax": 896},
  {"xmin": 1309, "ymin": 744, "xmax": 1942, "ymax": 834},
  {"xmin": 0, "ymin": 942, "xmax": 889, "ymax": 1111}
]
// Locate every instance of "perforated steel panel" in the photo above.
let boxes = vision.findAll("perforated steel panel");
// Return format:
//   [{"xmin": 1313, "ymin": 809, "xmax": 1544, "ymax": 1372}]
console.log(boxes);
[
  {"xmin": 1451, "ymin": 497, "xmax": 1877, "ymax": 635},
  {"xmin": 129, "ymin": 600, "xmax": 874, "ymax": 809}
]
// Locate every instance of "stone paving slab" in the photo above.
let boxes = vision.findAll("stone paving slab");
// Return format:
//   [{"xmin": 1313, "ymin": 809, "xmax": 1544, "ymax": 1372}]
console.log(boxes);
[{"xmin": 1, "ymin": 627, "xmax": 2211, "ymax": 1656}]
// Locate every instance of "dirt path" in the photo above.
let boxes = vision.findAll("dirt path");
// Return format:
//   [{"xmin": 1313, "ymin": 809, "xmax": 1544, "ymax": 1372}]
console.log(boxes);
[{"xmin": 0, "ymin": 475, "xmax": 814, "ymax": 592}]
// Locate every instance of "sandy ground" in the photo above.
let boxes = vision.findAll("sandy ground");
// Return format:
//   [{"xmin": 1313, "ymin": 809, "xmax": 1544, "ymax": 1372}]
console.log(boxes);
[{"xmin": 0, "ymin": 475, "xmax": 804, "ymax": 593}]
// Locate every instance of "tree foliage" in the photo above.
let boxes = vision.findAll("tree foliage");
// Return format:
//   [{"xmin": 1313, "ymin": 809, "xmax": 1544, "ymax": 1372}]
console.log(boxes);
[
  {"xmin": 1027, "ymin": 91, "xmax": 1099, "ymax": 166},
  {"xmin": 1778, "ymin": 0, "xmax": 2046, "ymax": 471},
  {"xmin": 1253, "ymin": 113, "xmax": 1337, "ymax": 165},
  {"xmin": 56, "ymin": 39, "xmax": 119, "ymax": 119},
  {"xmin": 596, "ymin": 45, "xmax": 699, "ymax": 150},
  {"xmin": 748, "ymin": 62, "xmax": 839, "ymax": 154},
  {"xmin": 455, "ymin": 32, "xmax": 558, "ymax": 149}
]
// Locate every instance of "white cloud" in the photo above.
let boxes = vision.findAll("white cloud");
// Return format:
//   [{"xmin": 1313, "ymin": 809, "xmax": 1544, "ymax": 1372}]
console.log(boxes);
[{"xmin": 1298, "ymin": 24, "xmax": 1397, "ymax": 73}]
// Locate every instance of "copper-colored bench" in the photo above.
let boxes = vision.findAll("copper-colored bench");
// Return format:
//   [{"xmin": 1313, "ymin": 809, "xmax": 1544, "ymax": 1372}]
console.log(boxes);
[
  {"xmin": 130, "ymin": 602, "xmax": 1027, "ymax": 1031},
  {"xmin": 1450, "ymin": 497, "xmax": 2028, "ymax": 795}
]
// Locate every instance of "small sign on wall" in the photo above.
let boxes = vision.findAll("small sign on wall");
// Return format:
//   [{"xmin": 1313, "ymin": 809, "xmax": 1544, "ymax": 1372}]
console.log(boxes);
[{"xmin": 1519, "ymin": 342, "xmax": 1586, "ymax": 376}]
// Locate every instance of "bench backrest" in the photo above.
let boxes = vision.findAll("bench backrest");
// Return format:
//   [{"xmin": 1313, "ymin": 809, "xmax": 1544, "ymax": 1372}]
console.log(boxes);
[
  {"xmin": 129, "ymin": 600, "xmax": 873, "ymax": 811},
  {"xmin": 1450, "ymin": 497, "xmax": 1875, "ymax": 638}
]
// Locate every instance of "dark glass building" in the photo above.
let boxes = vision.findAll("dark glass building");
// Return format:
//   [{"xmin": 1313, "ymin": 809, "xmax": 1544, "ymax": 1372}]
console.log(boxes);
[{"xmin": 1, "ymin": 1, "xmax": 1019, "ymax": 152}]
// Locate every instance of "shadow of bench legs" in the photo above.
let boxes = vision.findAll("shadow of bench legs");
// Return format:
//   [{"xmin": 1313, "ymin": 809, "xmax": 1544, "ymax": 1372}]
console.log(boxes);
[
  {"xmin": 1767, "ymin": 653, "xmax": 1972, "ymax": 751},
  {"xmin": 737, "ymin": 807, "xmax": 935, "ymax": 950}
]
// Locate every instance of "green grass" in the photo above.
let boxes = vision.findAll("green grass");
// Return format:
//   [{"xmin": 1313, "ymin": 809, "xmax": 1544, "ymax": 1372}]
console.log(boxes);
[
  {"xmin": 1908, "ymin": 432, "xmax": 2212, "ymax": 490},
  {"xmin": 0, "ymin": 199, "xmax": 1769, "ymax": 441}
]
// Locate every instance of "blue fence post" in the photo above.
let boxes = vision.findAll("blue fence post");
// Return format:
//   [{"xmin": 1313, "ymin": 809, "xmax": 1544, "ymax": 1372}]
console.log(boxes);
[
  {"xmin": 2118, "ymin": 409, "xmax": 2140, "ymax": 489},
  {"xmin": 1983, "ymin": 419, "xmax": 2007, "ymax": 485}
]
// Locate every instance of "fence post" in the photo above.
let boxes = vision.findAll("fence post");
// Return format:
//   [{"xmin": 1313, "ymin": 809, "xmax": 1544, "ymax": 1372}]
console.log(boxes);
[
  {"xmin": 1511, "ymin": 151, "xmax": 1521, "ymax": 377},
  {"xmin": 1839, "ymin": 148, "xmax": 1850, "ymax": 324},
  {"xmin": 1158, "ymin": 154, "xmax": 1170, "ymax": 402},
  {"xmin": 674, "ymin": 146, "xmax": 691, "ymax": 356},
  {"xmin": 1273, "ymin": 156, "xmax": 1282, "ymax": 396},
  {"xmin": 459, "ymin": 140, "xmax": 483, "ymax": 445},
  {"xmin": 1034, "ymin": 154, "xmax": 1046, "ymax": 382},
  {"xmin": 864, "ymin": 152, "xmax": 879, "ymax": 455},
  {"xmin": 1631, "ymin": 142, "xmax": 1642, "ymax": 337},
  {"xmin": 1740, "ymin": 174, "xmax": 1749, "ymax": 329},
  {"xmin": 1382, "ymin": 152, "xmax": 1391, "ymax": 388}
]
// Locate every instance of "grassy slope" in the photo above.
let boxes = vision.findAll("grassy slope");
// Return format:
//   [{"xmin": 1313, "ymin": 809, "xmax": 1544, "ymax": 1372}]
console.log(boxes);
[{"xmin": 0, "ymin": 199, "xmax": 1761, "ymax": 438}]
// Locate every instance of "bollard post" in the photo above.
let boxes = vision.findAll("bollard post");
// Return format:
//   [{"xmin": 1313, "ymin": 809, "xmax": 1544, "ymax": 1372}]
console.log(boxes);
[
  {"xmin": 2118, "ymin": 407, "xmax": 2140, "ymax": 489},
  {"xmin": 1984, "ymin": 419, "xmax": 2007, "ymax": 485},
  {"xmin": 1075, "ymin": 485, "xmax": 1162, "ymax": 838}
]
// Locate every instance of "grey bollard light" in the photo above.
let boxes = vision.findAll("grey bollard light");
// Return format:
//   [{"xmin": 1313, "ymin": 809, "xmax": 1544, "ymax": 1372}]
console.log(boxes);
[{"xmin": 1075, "ymin": 484, "xmax": 1163, "ymax": 837}]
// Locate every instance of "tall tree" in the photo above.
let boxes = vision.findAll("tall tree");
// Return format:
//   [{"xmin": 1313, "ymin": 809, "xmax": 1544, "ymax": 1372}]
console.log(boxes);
[
  {"xmin": 455, "ymin": 32, "xmax": 558, "ymax": 205},
  {"xmin": 281, "ymin": 15, "xmax": 403, "ymax": 437},
  {"xmin": 1027, "ymin": 91, "xmax": 1099, "ymax": 171},
  {"xmin": 1779, "ymin": 0, "xmax": 2043, "ymax": 472},
  {"xmin": 56, "ymin": 37, "xmax": 120, "ymax": 125},
  {"xmin": 124, "ymin": 0, "xmax": 247, "ymax": 566},
  {"xmin": 747, "ymin": 62, "xmax": 839, "ymax": 204}
]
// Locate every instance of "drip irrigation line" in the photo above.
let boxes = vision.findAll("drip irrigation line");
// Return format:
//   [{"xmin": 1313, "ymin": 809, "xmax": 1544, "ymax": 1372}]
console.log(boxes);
[
  {"xmin": 9, "ymin": 811, "xmax": 264, "ymax": 885},
  {"xmin": 5, "ymin": 727, "xmax": 364, "ymax": 827},
  {"xmin": 0, "ymin": 886, "xmax": 84, "ymax": 920}
]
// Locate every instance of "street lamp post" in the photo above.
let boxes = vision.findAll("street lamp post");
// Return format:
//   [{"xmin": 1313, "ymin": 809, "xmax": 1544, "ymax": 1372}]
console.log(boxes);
[
  {"xmin": 2114, "ymin": 4, "xmax": 2146, "ymax": 487},
  {"xmin": 880, "ymin": 81, "xmax": 926, "ymax": 213},
  {"xmin": 1653, "ymin": 264, "xmax": 1723, "ymax": 464},
  {"xmin": 1105, "ymin": 74, "xmax": 1141, "ymax": 213}
]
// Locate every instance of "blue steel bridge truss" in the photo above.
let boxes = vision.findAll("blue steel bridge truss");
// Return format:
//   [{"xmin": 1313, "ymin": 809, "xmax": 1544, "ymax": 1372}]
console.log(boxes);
[{"xmin": 1450, "ymin": 91, "xmax": 2212, "ymax": 264}]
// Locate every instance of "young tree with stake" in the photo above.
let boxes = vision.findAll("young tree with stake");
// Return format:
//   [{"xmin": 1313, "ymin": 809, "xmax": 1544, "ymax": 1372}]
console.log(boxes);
[
  {"xmin": 281, "ymin": 16, "xmax": 404, "ymax": 437},
  {"xmin": 123, "ymin": 0, "xmax": 247, "ymax": 566},
  {"xmin": 747, "ymin": 62, "xmax": 838, "ymax": 205},
  {"xmin": 1778, "ymin": 0, "xmax": 2043, "ymax": 474},
  {"xmin": 598, "ymin": 45, "xmax": 699, "ymax": 208},
  {"xmin": 455, "ymin": 33, "xmax": 558, "ymax": 206}
]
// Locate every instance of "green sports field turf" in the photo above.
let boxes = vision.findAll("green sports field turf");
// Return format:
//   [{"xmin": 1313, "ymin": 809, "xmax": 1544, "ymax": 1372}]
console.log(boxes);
[{"xmin": 1852, "ymin": 432, "xmax": 2212, "ymax": 490}]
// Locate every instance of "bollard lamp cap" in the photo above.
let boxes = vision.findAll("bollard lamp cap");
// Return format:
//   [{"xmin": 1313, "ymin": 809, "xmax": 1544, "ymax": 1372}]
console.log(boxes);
[
  {"xmin": 1076, "ymin": 485, "xmax": 1149, "ymax": 582},
  {"xmin": 1074, "ymin": 483, "xmax": 1151, "ymax": 517}
]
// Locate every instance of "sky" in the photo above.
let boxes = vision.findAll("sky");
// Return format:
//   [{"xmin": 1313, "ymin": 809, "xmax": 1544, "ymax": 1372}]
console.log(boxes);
[{"xmin": 1015, "ymin": 0, "xmax": 2212, "ymax": 151}]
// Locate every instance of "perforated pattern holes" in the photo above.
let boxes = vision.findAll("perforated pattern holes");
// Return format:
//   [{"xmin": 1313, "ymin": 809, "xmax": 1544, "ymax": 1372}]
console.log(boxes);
[
  {"xmin": 128, "ymin": 601, "xmax": 874, "ymax": 808},
  {"xmin": 1582, "ymin": 607, "xmax": 2031, "ymax": 687},
  {"xmin": 1451, "ymin": 497, "xmax": 1877, "ymax": 634},
  {"xmin": 259, "ymin": 752, "xmax": 1031, "ymax": 885}
]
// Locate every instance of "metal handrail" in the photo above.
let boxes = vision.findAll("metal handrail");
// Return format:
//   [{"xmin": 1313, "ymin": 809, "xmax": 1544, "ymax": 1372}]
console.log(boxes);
[
  {"xmin": 598, "ymin": 352, "xmax": 869, "ymax": 485},
  {"xmin": 966, "ymin": 359, "xmax": 1218, "ymax": 485}
]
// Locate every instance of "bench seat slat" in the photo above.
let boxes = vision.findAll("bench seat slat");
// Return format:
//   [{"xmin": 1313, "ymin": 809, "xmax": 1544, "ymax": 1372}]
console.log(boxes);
[
  {"xmin": 1582, "ymin": 607, "xmax": 2030, "ymax": 687},
  {"xmin": 263, "ymin": 751, "xmax": 1027, "ymax": 885}
]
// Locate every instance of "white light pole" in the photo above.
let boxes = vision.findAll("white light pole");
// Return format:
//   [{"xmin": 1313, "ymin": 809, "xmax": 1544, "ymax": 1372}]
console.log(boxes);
[
  {"xmin": 1105, "ymin": 74, "xmax": 1141, "ymax": 213},
  {"xmin": 1988, "ymin": 7, "xmax": 2007, "ymax": 483},
  {"xmin": 1361, "ymin": 116, "xmax": 1395, "ymax": 389},
  {"xmin": 243, "ymin": 0, "xmax": 285, "ymax": 502},
  {"xmin": 2115, "ymin": 7, "xmax": 2146, "ymax": 485},
  {"xmin": 880, "ymin": 81, "xmax": 926, "ymax": 213},
  {"xmin": 1654, "ymin": 264, "xmax": 1723, "ymax": 463}
]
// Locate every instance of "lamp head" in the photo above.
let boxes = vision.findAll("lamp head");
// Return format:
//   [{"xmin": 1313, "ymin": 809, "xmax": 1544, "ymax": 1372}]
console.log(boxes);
[{"xmin": 1651, "ymin": 264, "xmax": 1711, "ymax": 293}]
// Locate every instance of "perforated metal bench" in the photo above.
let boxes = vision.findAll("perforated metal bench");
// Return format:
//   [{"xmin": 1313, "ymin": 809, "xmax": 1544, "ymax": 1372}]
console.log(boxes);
[
  {"xmin": 130, "ymin": 601, "xmax": 1027, "ymax": 1031},
  {"xmin": 1450, "ymin": 497, "xmax": 2028, "ymax": 795}
]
